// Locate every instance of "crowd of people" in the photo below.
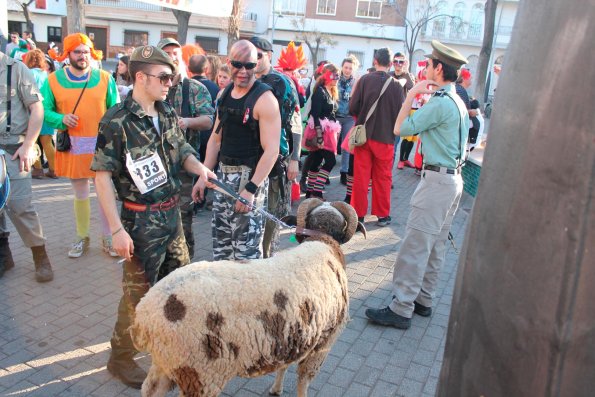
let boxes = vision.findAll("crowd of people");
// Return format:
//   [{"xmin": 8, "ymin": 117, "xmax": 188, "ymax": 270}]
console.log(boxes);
[{"xmin": 1, "ymin": 31, "xmax": 478, "ymax": 388}]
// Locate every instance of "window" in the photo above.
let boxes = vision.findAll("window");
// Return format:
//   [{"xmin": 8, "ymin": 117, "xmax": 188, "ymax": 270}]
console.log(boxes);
[
  {"xmin": 274, "ymin": 0, "xmax": 306, "ymax": 16},
  {"xmin": 317, "ymin": 0, "xmax": 336, "ymax": 15},
  {"xmin": 356, "ymin": 0, "xmax": 383, "ymax": 19},
  {"xmin": 431, "ymin": 1, "xmax": 447, "ymax": 38},
  {"xmin": 47, "ymin": 26, "xmax": 62, "ymax": 43},
  {"xmin": 195, "ymin": 36, "xmax": 219, "ymax": 54},
  {"xmin": 468, "ymin": 3, "xmax": 484, "ymax": 40},
  {"xmin": 449, "ymin": 2, "xmax": 466, "ymax": 39},
  {"xmin": 346, "ymin": 51, "xmax": 364, "ymax": 69},
  {"xmin": 124, "ymin": 30, "xmax": 148, "ymax": 47}
]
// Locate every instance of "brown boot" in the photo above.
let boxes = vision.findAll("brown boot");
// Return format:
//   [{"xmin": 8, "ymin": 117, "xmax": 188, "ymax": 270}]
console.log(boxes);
[
  {"xmin": 107, "ymin": 355, "xmax": 146, "ymax": 389},
  {"xmin": 45, "ymin": 169, "xmax": 59, "ymax": 179},
  {"xmin": 31, "ymin": 168, "xmax": 44, "ymax": 179},
  {"xmin": 31, "ymin": 245, "xmax": 54, "ymax": 282},
  {"xmin": 0, "ymin": 237, "xmax": 15, "ymax": 278}
]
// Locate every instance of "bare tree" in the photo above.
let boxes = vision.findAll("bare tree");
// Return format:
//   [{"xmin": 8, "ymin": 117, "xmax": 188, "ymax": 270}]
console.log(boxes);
[
  {"xmin": 392, "ymin": 0, "xmax": 462, "ymax": 65},
  {"xmin": 66, "ymin": 0, "xmax": 86, "ymax": 34},
  {"xmin": 226, "ymin": 0, "xmax": 243, "ymax": 54},
  {"xmin": 172, "ymin": 10, "xmax": 191, "ymax": 45},
  {"xmin": 10, "ymin": 0, "xmax": 36, "ymax": 41},
  {"xmin": 473, "ymin": 0, "xmax": 498, "ymax": 105},
  {"xmin": 291, "ymin": 17, "xmax": 337, "ymax": 68}
]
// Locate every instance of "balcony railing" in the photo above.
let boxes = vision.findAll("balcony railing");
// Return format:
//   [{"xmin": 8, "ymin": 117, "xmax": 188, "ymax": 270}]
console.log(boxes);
[
  {"xmin": 467, "ymin": 23, "xmax": 482, "ymax": 40},
  {"xmin": 86, "ymin": 0, "xmax": 164, "ymax": 11}
]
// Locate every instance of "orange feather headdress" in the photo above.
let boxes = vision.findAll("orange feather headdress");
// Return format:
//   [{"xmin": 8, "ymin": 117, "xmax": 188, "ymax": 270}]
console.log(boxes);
[{"xmin": 276, "ymin": 41, "xmax": 307, "ymax": 72}]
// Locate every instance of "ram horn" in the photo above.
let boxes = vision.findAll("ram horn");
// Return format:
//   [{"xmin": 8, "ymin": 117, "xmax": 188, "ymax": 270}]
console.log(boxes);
[{"xmin": 329, "ymin": 201, "xmax": 360, "ymax": 243}]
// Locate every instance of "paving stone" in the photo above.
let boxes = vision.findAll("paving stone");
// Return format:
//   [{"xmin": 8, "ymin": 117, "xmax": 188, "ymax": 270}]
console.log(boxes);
[{"xmin": 0, "ymin": 157, "xmax": 472, "ymax": 397}]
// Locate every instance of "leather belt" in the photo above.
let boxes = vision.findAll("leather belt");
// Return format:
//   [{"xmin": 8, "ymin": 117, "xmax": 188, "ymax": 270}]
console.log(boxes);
[
  {"xmin": 423, "ymin": 164, "xmax": 460, "ymax": 175},
  {"xmin": 123, "ymin": 196, "xmax": 179, "ymax": 212}
]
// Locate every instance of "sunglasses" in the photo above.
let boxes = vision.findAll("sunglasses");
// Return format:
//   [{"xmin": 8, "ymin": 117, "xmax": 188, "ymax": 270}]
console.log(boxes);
[
  {"xmin": 393, "ymin": 60, "xmax": 405, "ymax": 65},
  {"xmin": 230, "ymin": 60, "xmax": 257, "ymax": 70},
  {"xmin": 143, "ymin": 72, "xmax": 175, "ymax": 85}
]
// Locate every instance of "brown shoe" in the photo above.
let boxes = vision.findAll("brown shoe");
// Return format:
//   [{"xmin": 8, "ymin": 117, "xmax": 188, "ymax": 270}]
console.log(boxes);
[
  {"xmin": 31, "ymin": 168, "xmax": 44, "ymax": 179},
  {"xmin": 107, "ymin": 356, "xmax": 146, "ymax": 389},
  {"xmin": 31, "ymin": 245, "xmax": 54, "ymax": 282},
  {"xmin": 45, "ymin": 169, "xmax": 59, "ymax": 179}
]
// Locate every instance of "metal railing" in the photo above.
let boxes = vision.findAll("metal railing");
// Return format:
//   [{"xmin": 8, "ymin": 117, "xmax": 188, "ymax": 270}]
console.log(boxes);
[{"xmin": 86, "ymin": 0, "xmax": 164, "ymax": 11}]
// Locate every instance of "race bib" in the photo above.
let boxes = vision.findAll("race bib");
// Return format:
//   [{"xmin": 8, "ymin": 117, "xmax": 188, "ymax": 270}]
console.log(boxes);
[{"xmin": 125, "ymin": 152, "xmax": 168, "ymax": 194}]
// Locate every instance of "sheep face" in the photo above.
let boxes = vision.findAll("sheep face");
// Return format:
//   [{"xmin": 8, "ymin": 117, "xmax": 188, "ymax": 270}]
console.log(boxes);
[{"xmin": 306, "ymin": 204, "xmax": 348, "ymax": 243}]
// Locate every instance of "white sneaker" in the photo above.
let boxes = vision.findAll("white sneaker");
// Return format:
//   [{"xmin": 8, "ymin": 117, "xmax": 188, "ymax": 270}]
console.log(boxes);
[
  {"xmin": 68, "ymin": 237, "xmax": 90, "ymax": 258},
  {"xmin": 102, "ymin": 236, "xmax": 119, "ymax": 257}
]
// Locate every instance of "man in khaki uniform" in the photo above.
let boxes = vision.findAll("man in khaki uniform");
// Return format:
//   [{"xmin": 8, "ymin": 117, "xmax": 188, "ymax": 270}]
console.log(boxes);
[{"xmin": 0, "ymin": 51, "xmax": 54, "ymax": 282}]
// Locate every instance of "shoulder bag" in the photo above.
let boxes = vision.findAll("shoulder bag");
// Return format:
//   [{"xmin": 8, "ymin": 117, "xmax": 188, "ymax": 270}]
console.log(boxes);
[
  {"xmin": 349, "ymin": 76, "xmax": 393, "ymax": 151},
  {"xmin": 56, "ymin": 76, "xmax": 89, "ymax": 152}
]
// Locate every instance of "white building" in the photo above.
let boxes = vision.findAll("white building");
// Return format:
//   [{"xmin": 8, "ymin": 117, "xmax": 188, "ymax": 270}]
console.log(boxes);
[
  {"xmin": 7, "ymin": 0, "xmax": 66, "ymax": 45},
  {"xmin": 258, "ymin": 0, "xmax": 407, "ymax": 72},
  {"xmin": 406, "ymin": 0, "xmax": 519, "ymax": 96}
]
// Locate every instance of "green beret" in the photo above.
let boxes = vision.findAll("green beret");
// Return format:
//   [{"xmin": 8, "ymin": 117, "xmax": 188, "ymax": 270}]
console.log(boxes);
[
  {"xmin": 425, "ymin": 40, "xmax": 468, "ymax": 69},
  {"xmin": 129, "ymin": 46, "xmax": 176, "ymax": 73},
  {"xmin": 156, "ymin": 37, "xmax": 181, "ymax": 50}
]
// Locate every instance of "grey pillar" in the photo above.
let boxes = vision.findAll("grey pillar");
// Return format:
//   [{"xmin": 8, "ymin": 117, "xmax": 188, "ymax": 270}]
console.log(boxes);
[{"xmin": 438, "ymin": 1, "xmax": 595, "ymax": 396}]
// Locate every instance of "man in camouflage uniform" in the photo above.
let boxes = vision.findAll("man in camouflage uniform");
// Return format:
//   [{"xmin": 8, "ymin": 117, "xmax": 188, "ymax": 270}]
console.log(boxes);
[
  {"xmin": 157, "ymin": 38, "xmax": 214, "ymax": 259},
  {"xmin": 250, "ymin": 36, "xmax": 302, "ymax": 258},
  {"xmin": 91, "ymin": 45, "xmax": 216, "ymax": 388},
  {"xmin": 195, "ymin": 40, "xmax": 280, "ymax": 260}
]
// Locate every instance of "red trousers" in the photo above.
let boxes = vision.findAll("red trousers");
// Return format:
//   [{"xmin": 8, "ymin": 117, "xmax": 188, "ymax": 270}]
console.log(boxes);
[{"xmin": 351, "ymin": 139, "xmax": 393, "ymax": 218}]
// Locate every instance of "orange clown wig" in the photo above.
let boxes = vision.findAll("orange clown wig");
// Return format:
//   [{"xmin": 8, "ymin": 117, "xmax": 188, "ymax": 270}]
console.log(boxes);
[
  {"xmin": 181, "ymin": 43, "xmax": 206, "ymax": 75},
  {"xmin": 48, "ymin": 33, "xmax": 103, "ymax": 62}
]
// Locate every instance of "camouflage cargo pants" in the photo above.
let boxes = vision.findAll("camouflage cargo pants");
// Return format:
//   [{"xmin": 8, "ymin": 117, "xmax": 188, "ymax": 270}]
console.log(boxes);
[
  {"xmin": 110, "ymin": 205, "xmax": 190, "ymax": 360},
  {"xmin": 212, "ymin": 164, "xmax": 268, "ymax": 261},
  {"xmin": 262, "ymin": 172, "xmax": 291, "ymax": 258},
  {"xmin": 178, "ymin": 169, "xmax": 197, "ymax": 259}
]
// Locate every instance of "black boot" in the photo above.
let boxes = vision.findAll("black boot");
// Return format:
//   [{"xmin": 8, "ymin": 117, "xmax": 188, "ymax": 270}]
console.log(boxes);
[
  {"xmin": 0, "ymin": 237, "xmax": 15, "ymax": 278},
  {"xmin": 340, "ymin": 172, "xmax": 347, "ymax": 186},
  {"xmin": 31, "ymin": 245, "xmax": 54, "ymax": 282}
]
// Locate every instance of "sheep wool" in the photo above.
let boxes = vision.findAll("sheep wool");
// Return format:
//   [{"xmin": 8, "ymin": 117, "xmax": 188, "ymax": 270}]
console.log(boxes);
[{"xmin": 131, "ymin": 235, "xmax": 349, "ymax": 397}]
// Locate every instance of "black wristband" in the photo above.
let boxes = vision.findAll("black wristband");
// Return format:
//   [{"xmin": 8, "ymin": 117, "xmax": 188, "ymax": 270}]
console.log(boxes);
[{"xmin": 245, "ymin": 181, "xmax": 258, "ymax": 194}]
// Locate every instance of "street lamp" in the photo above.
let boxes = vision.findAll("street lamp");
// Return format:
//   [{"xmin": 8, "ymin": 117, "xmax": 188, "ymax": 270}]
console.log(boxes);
[{"xmin": 270, "ymin": 6, "xmax": 283, "ymax": 48}]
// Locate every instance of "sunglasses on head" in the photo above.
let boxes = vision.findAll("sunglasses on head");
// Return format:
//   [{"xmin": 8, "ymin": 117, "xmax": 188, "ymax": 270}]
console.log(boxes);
[
  {"xmin": 393, "ymin": 60, "xmax": 405, "ymax": 65},
  {"xmin": 230, "ymin": 60, "xmax": 257, "ymax": 70},
  {"xmin": 144, "ymin": 72, "xmax": 175, "ymax": 85}
]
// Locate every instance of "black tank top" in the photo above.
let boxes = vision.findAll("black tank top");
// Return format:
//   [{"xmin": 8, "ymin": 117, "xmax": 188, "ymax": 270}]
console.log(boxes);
[{"xmin": 219, "ymin": 82, "xmax": 263, "ymax": 165}]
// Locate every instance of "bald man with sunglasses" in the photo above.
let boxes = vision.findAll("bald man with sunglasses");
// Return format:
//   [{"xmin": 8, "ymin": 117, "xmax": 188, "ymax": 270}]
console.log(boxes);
[{"xmin": 196, "ymin": 40, "xmax": 280, "ymax": 261}]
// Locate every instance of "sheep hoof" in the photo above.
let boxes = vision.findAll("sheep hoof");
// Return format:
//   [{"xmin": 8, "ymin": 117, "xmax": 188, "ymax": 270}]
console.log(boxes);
[{"xmin": 269, "ymin": 388, "xmax": 283, "ymax": 396}]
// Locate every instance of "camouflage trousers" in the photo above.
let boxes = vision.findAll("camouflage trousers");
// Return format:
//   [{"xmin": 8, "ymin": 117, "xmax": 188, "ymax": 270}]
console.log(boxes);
[
  {"xmin": 262, "ymin": 172, "xmax": 291, "ymax": 258},
  {"xmin": 178, "ymin": 169, "xmax": 197, "ymax": 259},
  {"xmin": 110, "ymin": 205, "xmax": 190, "ymax": 360},
  {"xmin": 212, "ymin": 164, "xmax": 268, "ymax": 261}
]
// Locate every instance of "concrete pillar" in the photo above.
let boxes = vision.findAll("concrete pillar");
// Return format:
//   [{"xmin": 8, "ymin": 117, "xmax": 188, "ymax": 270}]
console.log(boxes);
[{"xmin": 437, "ymin": 0, "xmax": 595, "ymax": 396}]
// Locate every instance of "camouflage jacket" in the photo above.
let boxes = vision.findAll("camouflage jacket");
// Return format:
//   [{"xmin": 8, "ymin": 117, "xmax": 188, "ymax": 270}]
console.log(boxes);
[
  {"xmin": 168, "ymin": 77, "xmax": 214, "ymax": 124},
  {"xmin": 91, "ymin": 94, "xmax": 196, "ymax": 204}
]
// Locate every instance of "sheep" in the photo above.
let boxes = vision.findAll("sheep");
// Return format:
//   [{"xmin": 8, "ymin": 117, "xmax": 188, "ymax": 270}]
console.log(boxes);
[{"xmin": 130, "ymin": 198, "xmax": 366, "ymax": 397}]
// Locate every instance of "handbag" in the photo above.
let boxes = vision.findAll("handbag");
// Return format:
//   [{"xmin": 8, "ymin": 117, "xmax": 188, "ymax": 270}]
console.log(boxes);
[
  {"xmin": 56, "ymin": 77, "xmax": 89, "ymax": 152},
  {"xmin": 349, "ymin": 76, "xmax": 393, "ymax": 151}
]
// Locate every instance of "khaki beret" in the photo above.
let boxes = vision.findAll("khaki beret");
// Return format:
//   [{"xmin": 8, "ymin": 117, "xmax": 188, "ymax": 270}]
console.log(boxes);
[
  {"xmin": 130, "ymin": 46, "xmax": 176, "ymax": 72},
  {"xmin": 425, "ymin": 40, "xmax": 468, "ymax": 69}
]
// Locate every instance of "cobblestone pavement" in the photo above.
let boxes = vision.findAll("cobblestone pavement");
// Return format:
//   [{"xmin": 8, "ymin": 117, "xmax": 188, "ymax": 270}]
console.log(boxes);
[{"xmin": 0, "ymin": 157, "xmax": 473, "ymax": 397}]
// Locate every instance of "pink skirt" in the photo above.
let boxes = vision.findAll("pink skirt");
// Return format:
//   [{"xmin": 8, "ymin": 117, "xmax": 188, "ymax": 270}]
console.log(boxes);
[{"xmin": 302, "ymin": 117, "xmax": 341, "ymax": 154}]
